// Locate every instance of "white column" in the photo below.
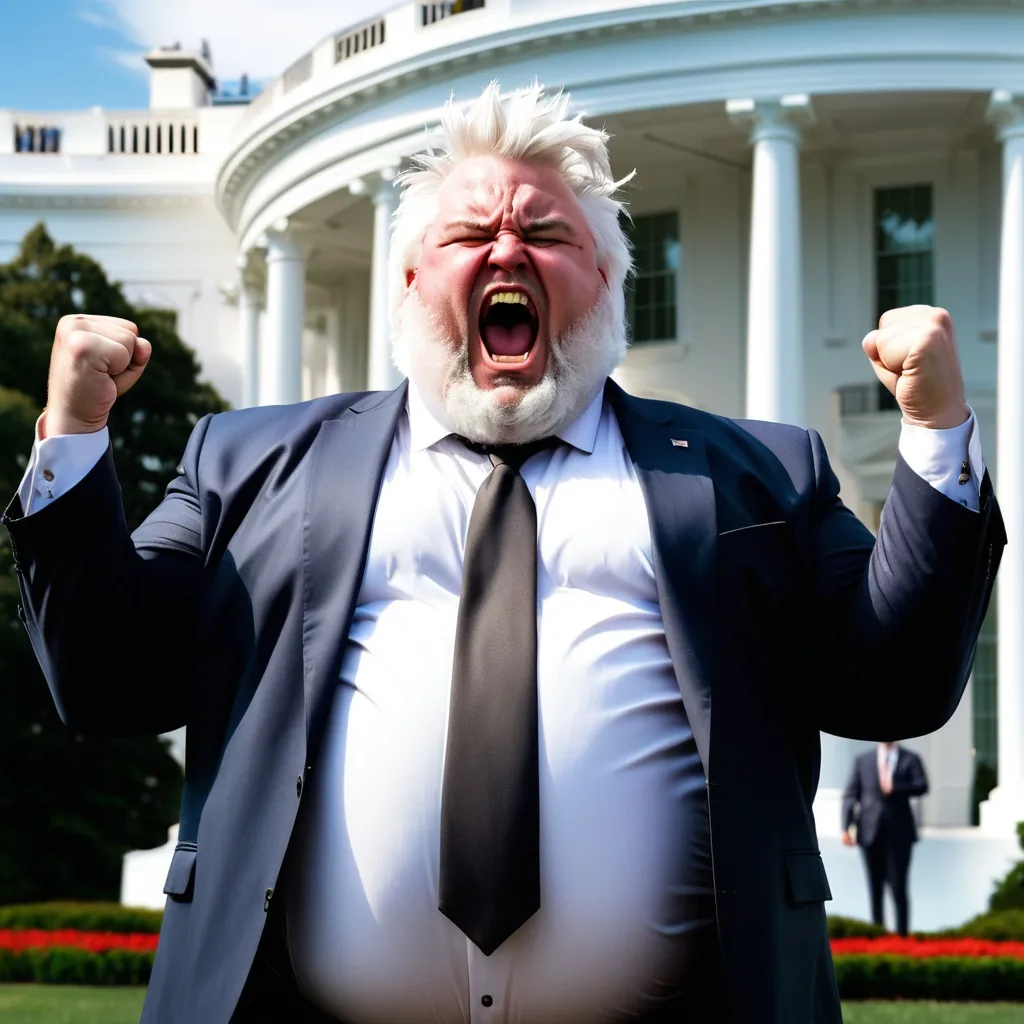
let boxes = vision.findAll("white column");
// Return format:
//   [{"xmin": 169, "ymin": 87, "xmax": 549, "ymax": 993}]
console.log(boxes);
[
  {"xmin": 237, "ymin": 254, "xmax": 263, "ymax": 409},
  {"xmin": 261, "ymin": 222, "xmax": 306, "ymax": 406},
  {"xmin": 728, "ymin": 96, "xmax": 814, "ymax": 426},
  {"xmin": 351, "ymin": 168, "xmax": 400, "ymax": 391},
  {"xmin": 981, "ymin": 92, "xmax": 1024, "ymax": 835}
]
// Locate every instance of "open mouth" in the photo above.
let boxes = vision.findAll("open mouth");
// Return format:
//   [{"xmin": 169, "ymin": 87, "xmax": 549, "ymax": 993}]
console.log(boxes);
[{"xmin": 479, "ymin": 290, "xmax": 539, "ymax": 365}]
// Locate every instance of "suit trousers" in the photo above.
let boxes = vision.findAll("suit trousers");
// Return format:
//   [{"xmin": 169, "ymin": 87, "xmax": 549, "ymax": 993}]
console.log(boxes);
[
  {"xmin": 231, "ymin": 893, "xmax": 729, "ymax": 1023},
  {"xmin": 862, "ymin": 838, "xmax": 913, "ymax": 936}
]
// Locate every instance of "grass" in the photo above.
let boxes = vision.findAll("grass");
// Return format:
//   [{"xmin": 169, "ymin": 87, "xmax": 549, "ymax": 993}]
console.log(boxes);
[
  {"xmin": 842, "ymin": 1003, "xmax": 1024, "ymax": 1023},
  {"xmin": 0, "ymin": 987, "xmax": 1020, "ymax": 1022},
  {"xmin": 0, "ymin": 985, "xmax": 146, "ymax": 1023}
]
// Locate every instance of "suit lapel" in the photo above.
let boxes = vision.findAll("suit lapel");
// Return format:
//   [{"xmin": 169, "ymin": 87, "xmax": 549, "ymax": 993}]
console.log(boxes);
[
  {"xmin": 301, "ymin": 383, "xmax": 407, "ymax": 760},
  {"xmin": 607, "ymin": 381, "xmax": 718, "ymax": 773}
]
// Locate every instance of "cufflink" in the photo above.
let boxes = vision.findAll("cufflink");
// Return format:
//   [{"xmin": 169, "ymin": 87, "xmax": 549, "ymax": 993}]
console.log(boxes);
[{"xmin": 958, "ymin": 460, "xmax": 970, "ymax": 486}]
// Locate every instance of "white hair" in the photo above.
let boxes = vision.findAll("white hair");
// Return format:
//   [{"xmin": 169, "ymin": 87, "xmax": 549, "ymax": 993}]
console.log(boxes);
[{"xmin": 389, "ymin": 80, "xmax": 634, "ymax": 325}]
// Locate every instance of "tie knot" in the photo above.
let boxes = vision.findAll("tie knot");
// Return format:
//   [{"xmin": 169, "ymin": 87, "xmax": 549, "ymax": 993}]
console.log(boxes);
[{"xmin": 458, "ymin": 436, "xmax": 559, "ymax": 470}]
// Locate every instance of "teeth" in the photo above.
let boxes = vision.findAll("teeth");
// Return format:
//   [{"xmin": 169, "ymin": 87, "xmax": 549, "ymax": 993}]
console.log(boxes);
[
  {"xmin": 491, "ymin": 353, "xmax": 530, "ymax": 363},
  {"xmin": 488, "ymin": 291, "xmax": 529, "ymax": 307}
]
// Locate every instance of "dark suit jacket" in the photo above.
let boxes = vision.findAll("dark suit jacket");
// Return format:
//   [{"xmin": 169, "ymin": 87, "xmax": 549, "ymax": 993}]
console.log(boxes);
[
  {"xmin": 842, "ymin": 747, "xmax": 929, "ymax": 850},
  {"xmin": 3, "ymin": 379, "xmax": 1004, "ymax": 1024}
]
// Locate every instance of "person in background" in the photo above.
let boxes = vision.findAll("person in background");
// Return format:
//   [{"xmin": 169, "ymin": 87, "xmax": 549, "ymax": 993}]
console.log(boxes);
[{"xmin": 842, "ymin": 743, "xmax": 929, "ymax": 936}]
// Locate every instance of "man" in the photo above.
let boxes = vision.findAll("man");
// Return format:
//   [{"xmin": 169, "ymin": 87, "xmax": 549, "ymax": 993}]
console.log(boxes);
[
  {"xmin": 842, "ymin": 743, "xmax": 929, "ymax": 936},
  {"xmin": 3, "ymin": 83, "xmax": 1003, "ymax": 1023}
]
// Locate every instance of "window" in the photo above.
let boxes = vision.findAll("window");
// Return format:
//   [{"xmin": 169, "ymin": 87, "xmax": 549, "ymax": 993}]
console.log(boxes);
[
  {"xmin": 875, "ymin": 184, "xmax": 934, "ymax": 321},
  {"xmin": 624, "ymin": 212, "xmax": 680, "ymax": 344}
]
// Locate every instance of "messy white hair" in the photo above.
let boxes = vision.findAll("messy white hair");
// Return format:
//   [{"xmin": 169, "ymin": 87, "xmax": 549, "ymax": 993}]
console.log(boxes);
[{"xmin": 390, "ymin": 80, "xmax": 634, "ymax": 324}]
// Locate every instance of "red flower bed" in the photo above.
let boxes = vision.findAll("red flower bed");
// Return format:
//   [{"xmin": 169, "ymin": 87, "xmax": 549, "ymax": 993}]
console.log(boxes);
[
  {"xmin": 0, "ymin": 929, "xmax": 159, "ymax": 954},
  {"xmin": 832, "ymin": 936, "xmax": 1024, "ymax": 959}
]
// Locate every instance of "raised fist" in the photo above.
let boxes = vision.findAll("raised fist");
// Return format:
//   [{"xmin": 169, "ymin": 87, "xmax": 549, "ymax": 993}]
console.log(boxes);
[
  {"xmin": 862, "ymin": 306, "xmax": 969, "ymax": 431},
  {"xmin": 43, "ymin": 314, "xmax": 151, "ymax": 437}
]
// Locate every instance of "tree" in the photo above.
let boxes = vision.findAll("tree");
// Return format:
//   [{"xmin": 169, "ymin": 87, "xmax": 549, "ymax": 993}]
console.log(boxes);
[{"xmin": 0, "ymin": 224, "xmax": 226, "ymax": 903}]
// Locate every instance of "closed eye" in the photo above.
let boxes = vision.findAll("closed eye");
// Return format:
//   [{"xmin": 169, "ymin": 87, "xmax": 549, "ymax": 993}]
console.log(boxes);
[{"xmin": 443, "ymin": 234, "xmax": 491, "ymax": 247}]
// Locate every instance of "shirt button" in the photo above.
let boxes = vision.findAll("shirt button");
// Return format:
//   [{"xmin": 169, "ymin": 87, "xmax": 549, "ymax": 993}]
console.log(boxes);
[
  {"xmin": 41, "ymin": 469, "xmax": 54, "ymax": 482},
  {"xmin": 481, "ymin": 995, "xmax": 493, "ymax": 1008}
]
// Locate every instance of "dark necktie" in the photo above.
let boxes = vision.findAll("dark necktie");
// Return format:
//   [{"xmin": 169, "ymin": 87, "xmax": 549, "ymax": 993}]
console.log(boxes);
[{"xmin": 438, "ymin": 437, "xmax": 556, "ymax": 955}]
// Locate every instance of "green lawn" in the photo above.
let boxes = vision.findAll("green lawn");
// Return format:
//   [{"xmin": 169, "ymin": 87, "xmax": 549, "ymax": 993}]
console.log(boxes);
[
  {"xmin": 0, "ymin": 987, "xmax": 1020, "ymax": 1023},
  {"xmin": 0, "ymin": 985, "xmax": 146, "ymax": 1024},
  {"xmin": 842, "ymin": 1005, "xmax": 1023, "ymax": 1023}
]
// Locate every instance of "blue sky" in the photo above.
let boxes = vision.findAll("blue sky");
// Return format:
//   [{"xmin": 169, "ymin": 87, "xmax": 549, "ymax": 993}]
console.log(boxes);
[
  {"xmin": 2, "ymin": 0, "xmax": 148, "ymax": 110},
  {"xmin": 2, "ymin": 0, "xmax": 395, "ymax": 112}
]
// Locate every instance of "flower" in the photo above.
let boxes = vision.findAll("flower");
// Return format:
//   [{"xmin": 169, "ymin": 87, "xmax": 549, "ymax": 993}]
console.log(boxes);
[
  {"xmin": 831, "ymin": 936, "xmax": 1024, "ymax": 959},
  {"xmin": 0, "ymin": 929, "xmax": 159, "ymax": 953}
]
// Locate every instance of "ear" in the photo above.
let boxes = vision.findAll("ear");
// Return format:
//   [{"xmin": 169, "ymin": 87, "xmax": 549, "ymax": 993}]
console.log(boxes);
[{"xmin": 405, "ymin": 268, "xmax": 416, "ymax": 288}]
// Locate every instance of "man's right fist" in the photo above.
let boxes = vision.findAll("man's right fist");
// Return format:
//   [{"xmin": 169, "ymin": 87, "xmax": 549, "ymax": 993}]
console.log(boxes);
[{"xmin": 43, "ymin": 314, "xmax": 152, "ymax": 437}]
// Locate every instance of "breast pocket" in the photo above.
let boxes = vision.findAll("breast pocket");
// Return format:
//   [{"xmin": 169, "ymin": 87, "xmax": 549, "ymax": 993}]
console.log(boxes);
[{"xmin": 717, "ymin": 521, "xmax": 798, "ymax": 600}]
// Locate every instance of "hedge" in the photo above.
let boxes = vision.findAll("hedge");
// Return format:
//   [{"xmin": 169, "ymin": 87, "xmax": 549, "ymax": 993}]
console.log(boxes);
[
  {"xmin": 827, "ymin": 915, "xmax": 887, "ymax": 939},
  {"xmin": 829, "ymin": 910, "xmax": 1024, "ymax": 942},
  {"xmin": 0, "ymin": 902, "xmax": 162, "ymax": 934},
  {"xmin": 0, "ymin": 947, "xmax": 154, "ymax": 985},
  {"xmin": 941, "ymin": 909, "xmax": 1024, "ymax": 942},
  {"xmin": 834, "ymin": 955, "xmax": 1024, "ymax": 1001}
]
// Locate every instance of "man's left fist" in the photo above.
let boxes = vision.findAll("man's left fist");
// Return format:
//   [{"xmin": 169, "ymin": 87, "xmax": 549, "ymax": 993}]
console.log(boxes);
[{"xmin": 862, "ymin": 305, "xmax": 970, "ymax": 430}]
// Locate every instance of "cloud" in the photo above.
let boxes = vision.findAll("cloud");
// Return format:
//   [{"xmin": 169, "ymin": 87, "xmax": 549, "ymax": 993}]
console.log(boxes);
[
  {"xmin": 79, "ymin": 7, "xmax": 122, "ymax": 31},
  {"xmin": 91, "ymin": 0, "xmax": 397, "ymax": 82},
  {"xmin": 100, "ymin": 47, "xmax": 149, "ymax": 79}
]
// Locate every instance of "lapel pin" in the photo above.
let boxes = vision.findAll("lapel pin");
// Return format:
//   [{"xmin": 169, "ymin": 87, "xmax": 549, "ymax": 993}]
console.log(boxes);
[{"xmin": 670, "ymin": 439, "xmax": 689, "ymax": 448}]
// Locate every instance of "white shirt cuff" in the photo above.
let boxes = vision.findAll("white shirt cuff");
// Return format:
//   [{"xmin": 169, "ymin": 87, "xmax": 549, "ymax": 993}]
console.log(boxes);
[
  {"xmin": 17, "ymin": 417, "xmax": 109, "ymax": 516},
  {"xmin": 898, "ymin": 409, "xmax": 985, "ymax": 513}
]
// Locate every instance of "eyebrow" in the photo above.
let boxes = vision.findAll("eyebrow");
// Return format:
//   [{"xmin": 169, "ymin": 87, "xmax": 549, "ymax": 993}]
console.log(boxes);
[
  {"xmin": 521, "ymin": 217, "xmax": 577, "ymax": 235},
  {"xmin": 443, "ymin": 216, "xmax": 578, "ymax": 235}
]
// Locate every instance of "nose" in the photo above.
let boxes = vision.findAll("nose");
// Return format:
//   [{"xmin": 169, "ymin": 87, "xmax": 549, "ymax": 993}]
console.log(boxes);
[{"xmin": 488, "ymin": 230, "xmax": 528, "ymax": 274}]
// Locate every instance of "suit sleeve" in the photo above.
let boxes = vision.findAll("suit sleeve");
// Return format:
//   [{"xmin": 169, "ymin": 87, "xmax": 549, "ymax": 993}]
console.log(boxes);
[
  {"xmin": 804, "ymin": 429, "xmax": 1004, "ymax": 740},
  {"xmin": 841, "ymin": 759, "xmax": 862, "ymax": 832},
  {"xmin": 2, "ymin": 414, "xmax": 214, "ymax": 736},
  {"xmin": 894, "ymin": 753, "xmax": 929, "ymax": 798}
]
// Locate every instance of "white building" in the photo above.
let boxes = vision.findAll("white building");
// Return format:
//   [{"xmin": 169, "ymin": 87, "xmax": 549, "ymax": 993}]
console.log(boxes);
[{"xmin": 4, "ymin": 0, "xmax": 1023, "ymax": 929}]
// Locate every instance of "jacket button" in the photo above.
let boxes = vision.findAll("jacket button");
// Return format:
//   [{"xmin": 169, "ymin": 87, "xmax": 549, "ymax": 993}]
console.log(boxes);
[
  {"xmin": 264, "ymin": 888, "xmax": 273, "ymax": 913},
  {"xmin": 296, "ymin": 775, "xmax": 303, "ymax": 798}
]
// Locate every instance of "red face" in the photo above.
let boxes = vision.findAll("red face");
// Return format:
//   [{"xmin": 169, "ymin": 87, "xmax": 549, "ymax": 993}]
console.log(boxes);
[{"xmin": 406, "ymin": 155, "xmax": 606, "ymax": 404}]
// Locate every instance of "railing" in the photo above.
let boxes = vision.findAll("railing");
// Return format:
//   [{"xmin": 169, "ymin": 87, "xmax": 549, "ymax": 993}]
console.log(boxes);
[
  {"xmin": 14, "ymin": 123, "xmax": 61, "ymax": 153},
  {"xmin": 283, "ymin": 53, "xmax": 314, "ymax": 92},
  {"xmin": 421, "ymin": 0, "xmax": 485, "ymax": 26},
  {"xmin": 335, "ymin": 17, "xmax": 387, "ymax": 63},
  {"xmin": 837, "ymin": 381, "xmax": 901, "ymax": 417},
  {"xmin": 107, "ymin": 116, "xmax": 199, "ymax": 155}
]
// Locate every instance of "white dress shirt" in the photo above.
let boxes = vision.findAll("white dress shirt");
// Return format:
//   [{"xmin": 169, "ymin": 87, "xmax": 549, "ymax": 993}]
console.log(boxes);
[
  {"xmin": 16, "ymin": 391, "xmax": 985, "ymax": 1024},
  {"xmin": 877, "ymin": 743, "xmax": 900, "ymax": 786},
  {"xmin": 285, "ymin": 386, "xmax": 713, "ymax": 1023}
]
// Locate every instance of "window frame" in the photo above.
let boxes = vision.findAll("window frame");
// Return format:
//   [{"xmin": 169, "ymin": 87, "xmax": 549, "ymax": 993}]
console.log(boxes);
[{"xmin": 622, "ymin": 208, "xmax": 683, "ymax": 348}]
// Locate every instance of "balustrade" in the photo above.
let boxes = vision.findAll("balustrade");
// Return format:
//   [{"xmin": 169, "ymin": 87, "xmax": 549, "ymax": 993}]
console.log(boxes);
[{"xmin": 107, "ymin": 116, "xmax": 199, "ymax": 155}]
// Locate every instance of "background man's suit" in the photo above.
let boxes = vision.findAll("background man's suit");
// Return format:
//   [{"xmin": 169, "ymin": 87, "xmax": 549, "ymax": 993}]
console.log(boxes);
[
  {"xmin": 3, "ymin": 379, "xmax": 1003, "ymax": 1023},
  {"xmin": 843, "ymin": 747, "xmax": 929, "ymax": 935}
]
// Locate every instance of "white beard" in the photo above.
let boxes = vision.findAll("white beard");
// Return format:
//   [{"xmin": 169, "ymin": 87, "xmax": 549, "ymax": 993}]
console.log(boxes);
[{"xmin": 391, "ymin": 288, "xmax": 627, "ymax": 444}]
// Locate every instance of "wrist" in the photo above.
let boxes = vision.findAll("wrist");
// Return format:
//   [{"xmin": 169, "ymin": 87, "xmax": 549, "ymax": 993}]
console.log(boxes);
[
  {"xmin": 40, "ymin": 408, "xmax": 109, "ymax": 439},
  {"xmin": 901, "ymin": 402, "xmax": 970, "ymax": 431}
]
